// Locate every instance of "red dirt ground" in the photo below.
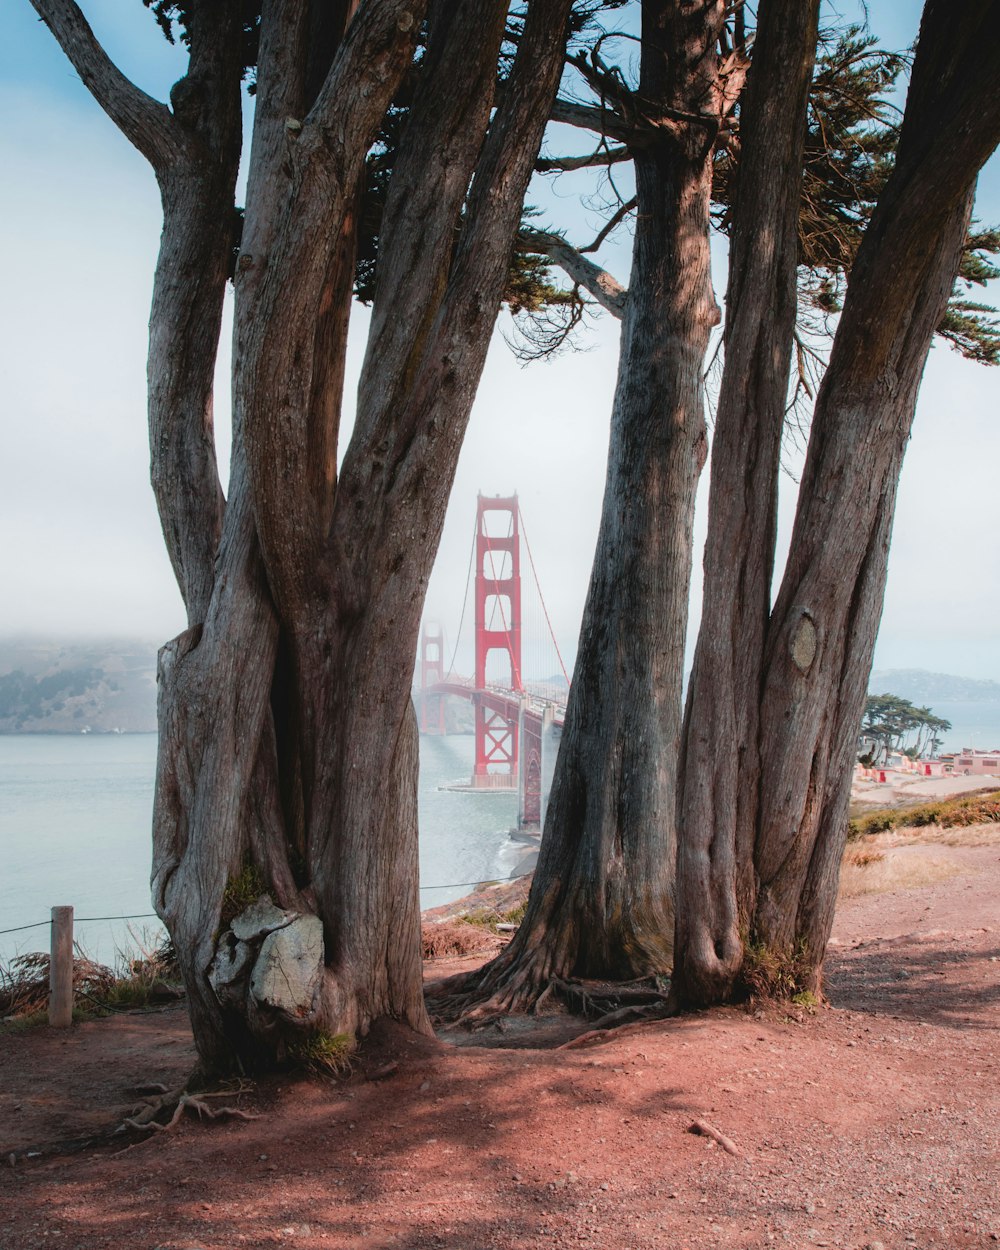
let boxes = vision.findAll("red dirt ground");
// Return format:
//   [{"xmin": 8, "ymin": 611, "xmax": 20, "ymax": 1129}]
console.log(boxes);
[{"xmin": 1, "ymin": 831, "xmax": 998, "ymax": 1250}]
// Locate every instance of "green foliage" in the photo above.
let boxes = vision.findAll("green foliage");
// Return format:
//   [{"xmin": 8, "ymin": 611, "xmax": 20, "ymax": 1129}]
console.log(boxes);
[
  {"xmin": 141, "ymin": 0, "xmax": 260, "ymax": 88},
  {"xmin": 801, "ymin": 30, "xmax": 903, "ymax": 267},
  {"xmin": 847, "ymin": 789, "xmax": 1000, "ymax": 840},
  {"xmin": 711, "ymin": 25, "xmax": 904, "ymax": 305},
  {"xmin": 291, "ymin": 1031, "xmax": 354, "ymax": 1077},
  {"xmin": 937, "ymin": 298, "xmax": 1000, "ymax": 366},
  {"xmin": 943, "ymin": 228, "xmax": 1000, "ymax": 362},
  {"xmin": 142, "ymin": 2, "xmax": 1000, "ymax": 364},
  {"xmin": 860, "ymin": 693, "xmax": 951, "ymax": 764},
  {"xmin": 0, "ymin": 667, "xmax": 103, "ymax": 721},
  {"xmin": 220, "ymin": 863, "xmax": 268, "ymax": 930}
]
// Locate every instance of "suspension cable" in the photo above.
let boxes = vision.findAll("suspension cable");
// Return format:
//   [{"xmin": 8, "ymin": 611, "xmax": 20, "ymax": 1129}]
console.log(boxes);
[
  {"xmin": 444, "ymin": 512, "xmax": 478, "ymax": 679},
  {"xmin": 518, "ymin": 504, "xmax": 571, "ymax": 687}
]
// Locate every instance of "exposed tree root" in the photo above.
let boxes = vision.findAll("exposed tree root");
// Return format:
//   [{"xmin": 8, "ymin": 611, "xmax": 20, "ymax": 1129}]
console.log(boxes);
[
  {"xmin": 426, "ymin": 943, "xmax": 565, "ymax": 1026},
  {"xmin": 556, "ymin": 1008, "xmax": 677, "ymax": 1051},
  {"xmin": 688, "ymin": 1117, "xmax": 743, "ymax": 1157},
  {"xmin": 122, "ymin": 1082, "xmax": 258, "ymax": 1135},
  {"xmin": 427, "ymin": 940, "xmax": 674, "ymax": 1040},
  {"xmin": 6, "ymin": 1082, "xmax": 260, "ymax": 1165}
]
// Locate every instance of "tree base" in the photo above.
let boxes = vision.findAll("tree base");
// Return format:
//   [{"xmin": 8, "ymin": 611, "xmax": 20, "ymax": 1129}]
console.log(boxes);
[{"xmin": 426, "ymin": 934, "xmax": 672, "ymax": 1035}]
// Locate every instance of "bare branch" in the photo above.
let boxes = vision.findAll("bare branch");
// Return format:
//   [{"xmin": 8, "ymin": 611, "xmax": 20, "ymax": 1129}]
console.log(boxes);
[
  {"xmin": 550, "ymin": 97, "xmax": 638, "ymax": 144},
  {"xmin": 519, "ymin": 227, "xmax": 627, "ymax": 318},
  {"xmin": 567, "ymin": 47, "xmax": 635, "ymax": 115},
  {"xmin": 28, "ymin": 0, "xmax": 184, "ymax": 171},
  {"xmin": 536, "ymin": 144, "xmax": 630, "ymax": 173},
  {"xmin": 580, "ymin": 195, "xmax": 636, "ymax": 253}
]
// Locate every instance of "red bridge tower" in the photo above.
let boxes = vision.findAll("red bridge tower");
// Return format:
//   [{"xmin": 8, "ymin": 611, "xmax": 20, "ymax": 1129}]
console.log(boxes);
[
  {"xmin": 473, "ymin": 494, "xmax": 522, "ymax": 785},
  {"xmin": 419, "ymin": 621, "xmax": 446, "ymax": 734}
]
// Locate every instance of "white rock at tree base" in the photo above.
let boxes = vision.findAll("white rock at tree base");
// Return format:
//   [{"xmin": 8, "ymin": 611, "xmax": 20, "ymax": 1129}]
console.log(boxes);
[
  {"xmin": 231, "ymin": 895, "xmax": 296, "ymax": 941},
  {"xmin": 207, "ymin": 935, "xmax": 253, "ymax": 996},
  {"xmin": 250, "ymin": 914, "xmax": 324, "ymax": 1017}
]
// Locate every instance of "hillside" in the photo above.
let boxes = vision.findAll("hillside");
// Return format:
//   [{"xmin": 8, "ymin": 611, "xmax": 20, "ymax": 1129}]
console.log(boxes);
[
  {"xmin": 0, "ymin": 637, "xmax": 158, "ymax": 733},
  {"xmin": 868, "ymin": 667, "xmax": 1000, "ymax": 703}
]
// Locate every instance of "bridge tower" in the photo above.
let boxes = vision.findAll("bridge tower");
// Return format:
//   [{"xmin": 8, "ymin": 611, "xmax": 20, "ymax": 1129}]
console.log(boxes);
[
  {"xmin": 473, "ymin": 493, "xmax": 522, "ymax": 785},
  {"xmin": 418, "ymin": 621, "xmax": 446, "ymax": 734}
]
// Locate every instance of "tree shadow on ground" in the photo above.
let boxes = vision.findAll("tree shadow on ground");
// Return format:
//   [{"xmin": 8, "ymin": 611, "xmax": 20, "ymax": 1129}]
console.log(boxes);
[
  {"xmin": 824, "ymin": 935, "xmax": 1000, "ymax": 1031},
  {"xmin": 1, "ymin": 1013, "xmax": 707, "ymax": 1250}
]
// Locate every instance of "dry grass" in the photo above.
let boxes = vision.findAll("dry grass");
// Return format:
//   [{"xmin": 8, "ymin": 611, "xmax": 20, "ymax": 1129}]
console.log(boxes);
[
  {"xmin": 421, "ymin": 921, "xmax": 503, "ymax": 960},
  {"xmin": 0, "ymin": 951, "xmax": 116, "ymax": 1018},
  {"xmin": 0, "ymin": 929, "xmax": 181, "ymax": 1025},
  {"xmin": 847, "ymin": 790, "xmax": 1000, "ymax": 839},
  {"xmin": 838, "ymin": 845, "xmax": 965, "ymax": 898},
  {"xmin": 877, "ymin": 822, "xmax": 1000, "ymax": 849}
]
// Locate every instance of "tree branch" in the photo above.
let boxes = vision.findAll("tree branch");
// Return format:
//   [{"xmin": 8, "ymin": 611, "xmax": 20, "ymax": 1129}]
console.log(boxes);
[
  {"xmin": 28, "ymin": 0, "xmax": 184, "ymax": 171},
  {"xmin": 536, "ymin": 143, "xmax": 630, "ymax": 173},
  {"xmin": 519, "ymin": 227, "xmax": 627, "ymax": 319},
  {"xmin": 580, "ymin": 196, "xmax": 637, "ymax": 253},
  {"xmin": 550, "ymin": 97, "xmax": 638, "ymax": 144},
  {"xmin": 567, "ymin": 47, "xmax": 636, "ymax": 116},
  {"xmin": 550, "ymin": 93, "xmax": 732, "ymax": 146}
]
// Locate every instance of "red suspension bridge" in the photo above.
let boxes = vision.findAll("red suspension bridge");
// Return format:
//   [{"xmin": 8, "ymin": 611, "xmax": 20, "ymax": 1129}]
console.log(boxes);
[{"xmin": 417, "ymin": 494, "xmax": 570, "ymax": 830}]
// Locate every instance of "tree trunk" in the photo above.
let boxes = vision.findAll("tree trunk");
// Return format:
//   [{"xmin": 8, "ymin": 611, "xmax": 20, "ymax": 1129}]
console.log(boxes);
[
  {"xmin": 746, "ymin": 0, "xmax": 1000, "ymax": 996},
  {"xmin": 673, "ymin": 0, "xmax": 820, "ymax": 1006},
  {"xmin": 33, "ymin": 0, "xmax": 576, "ymax": 1073},
  {"xmin": 156, "ymin": 0, "xmax": 573, "ymax": 1072},
  {"xmin": 439, "ymin": 0, "xmax": 734, "ymax": 1016}
]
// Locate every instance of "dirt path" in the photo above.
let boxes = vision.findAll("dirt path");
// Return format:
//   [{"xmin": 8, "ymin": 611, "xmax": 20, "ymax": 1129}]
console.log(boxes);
[{"xmin": 1, "ymin": 831, "xmax": 998, "ymax": 1250}]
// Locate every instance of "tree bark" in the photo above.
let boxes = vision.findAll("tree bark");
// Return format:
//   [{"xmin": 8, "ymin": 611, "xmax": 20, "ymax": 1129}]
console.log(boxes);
[
  {"xmin": 673, "ymin": 0, "xmax": 821, "ymax": 1006},
  {"xmin": 34, "ymin": 0, "xmax": 575, "ymax": 1073},
  {"xmin": 438, "ymin": 0, "xmax": 735, "ymax": 1015},
  {"xmin": 169, "ymin": 0, "xmax": 572, "ymax": 1070},
  {"xmin": 746, "ymin": 0, "xmax": 1000, "ymax": 995}
]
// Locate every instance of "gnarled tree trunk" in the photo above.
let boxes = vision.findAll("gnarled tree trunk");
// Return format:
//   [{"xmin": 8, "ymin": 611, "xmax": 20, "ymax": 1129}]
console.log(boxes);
[
  {"xmin": 673, "ymin": 0, "xmax": 821, "ymax": 1006},
  {"xmin": 682, "ymin": 0, "xmax": 1000, "ymax": 1004},
  {"xmin": 34, "ymin": 0, "xmax": 574, "ymax": 1074},
  {"xmin": 439, "ymin": 0, "xmax": 739, "ymax": 1016}
]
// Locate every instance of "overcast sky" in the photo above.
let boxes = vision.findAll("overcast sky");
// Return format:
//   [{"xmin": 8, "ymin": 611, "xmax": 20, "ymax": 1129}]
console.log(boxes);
[{"xmin": 2, "ymin": 1, "xmax": 998, "ymax": 682}]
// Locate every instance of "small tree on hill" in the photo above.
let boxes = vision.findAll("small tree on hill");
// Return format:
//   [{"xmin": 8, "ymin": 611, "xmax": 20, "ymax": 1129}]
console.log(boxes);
[{"xmin": 861, "ymin": 695, "xmax": 952, "ymax": 764}]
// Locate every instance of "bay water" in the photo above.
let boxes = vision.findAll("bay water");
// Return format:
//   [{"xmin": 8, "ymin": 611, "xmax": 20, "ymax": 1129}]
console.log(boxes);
[
  {"xmin": 4, "ymin": 704, "xmax": 1000, "ymax": 967},
  {"xmin": 0, "ymin": 733, "xmax": 519, "ymax": 966}
]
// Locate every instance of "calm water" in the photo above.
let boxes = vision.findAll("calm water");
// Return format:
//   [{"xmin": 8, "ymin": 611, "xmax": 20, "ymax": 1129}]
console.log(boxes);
[
  {"xmin": 5, "ymin": 703, "xmax": 1000, "ymax": 966},
  {"xmin": 932, "ymin": 703, "xmax": 1000, "ymax": 752},
  {"xmin": 0, "ymin": 734, "xmax": 517, "ymax": 965}
]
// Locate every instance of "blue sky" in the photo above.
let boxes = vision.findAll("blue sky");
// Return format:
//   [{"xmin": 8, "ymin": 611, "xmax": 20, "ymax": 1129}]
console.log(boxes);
[{"xmin": 2, "ymin": 1, "xmax": 998, "ymax": 681}]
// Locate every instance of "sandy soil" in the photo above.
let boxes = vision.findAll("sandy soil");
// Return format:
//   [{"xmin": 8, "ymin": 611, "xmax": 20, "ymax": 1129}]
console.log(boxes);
[
  {"xmin": 850, "ymin": 770, "xmax": 999, "ymax": 806},
  {"xmin": 1, "ymin": 828, "xmax": 998, "ymax": 1250}
]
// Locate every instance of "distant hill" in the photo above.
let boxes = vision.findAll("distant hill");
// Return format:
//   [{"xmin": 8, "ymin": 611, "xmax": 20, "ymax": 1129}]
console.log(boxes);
[
  {"xmin": 0, "ymin": 637, "xmax": 158, "ymax": 733},
  {"xmin": 868, "ymin": 668, "xmax": 1000, "ymax": 704}
]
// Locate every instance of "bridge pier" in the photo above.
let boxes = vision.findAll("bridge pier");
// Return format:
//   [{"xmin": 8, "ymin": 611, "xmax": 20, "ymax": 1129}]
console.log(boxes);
[{"xmin": 517, "ymin": 701, "xmax": 560, "ymax": 831}]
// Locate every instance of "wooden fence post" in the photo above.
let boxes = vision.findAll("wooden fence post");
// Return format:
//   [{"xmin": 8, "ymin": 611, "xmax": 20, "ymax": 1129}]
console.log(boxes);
[{"xmin": 49, "ymin": 905, "xmax": 74, "ymax": 1028}]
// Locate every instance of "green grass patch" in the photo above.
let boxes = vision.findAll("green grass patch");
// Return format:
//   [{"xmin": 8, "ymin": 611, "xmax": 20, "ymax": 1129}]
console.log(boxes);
[
  {"xmin": 291, "ymin": 1031, "xmax": 354, "ymax": 1077},
  {"xmin": 458, "ymin": 900, "xmax": 529, "ymax": 932},
  {"xmin": 847, "ymin": 789, "xmax": 1000, "ymax": 840},
  {"xmin": 220, "ymin": 863, "xmax": 268, "ymax": 929}
]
